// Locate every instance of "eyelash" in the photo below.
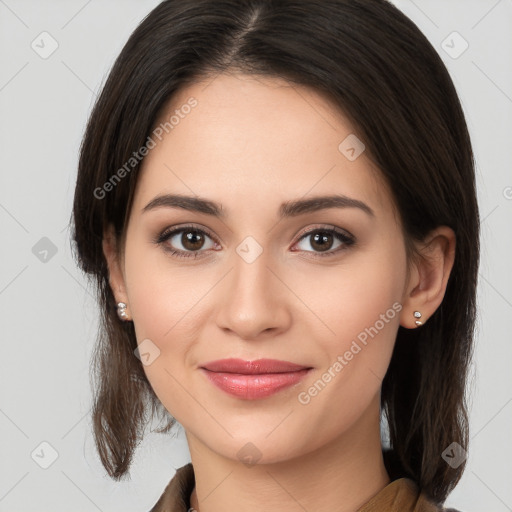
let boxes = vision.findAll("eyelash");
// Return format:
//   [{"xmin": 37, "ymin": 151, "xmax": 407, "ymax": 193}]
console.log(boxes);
[{"xmin": 153, "ymin": 223, "xmax": 356, "ymax": 259}]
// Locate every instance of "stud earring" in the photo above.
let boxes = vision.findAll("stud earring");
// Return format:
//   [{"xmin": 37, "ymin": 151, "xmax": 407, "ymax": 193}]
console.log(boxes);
[
  {"xmin": 117, "ymin": 302, "xmax": 130, "ymax": 321},
  {"xmin": 413, "ymin": 311, "xmax": 423, "ymax": 326}
]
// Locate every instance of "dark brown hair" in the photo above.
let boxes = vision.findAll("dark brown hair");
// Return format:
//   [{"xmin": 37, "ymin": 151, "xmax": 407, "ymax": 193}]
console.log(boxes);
[{"xmin": 71, "ymin": 0, "xmax": 479, "ymax": 504}]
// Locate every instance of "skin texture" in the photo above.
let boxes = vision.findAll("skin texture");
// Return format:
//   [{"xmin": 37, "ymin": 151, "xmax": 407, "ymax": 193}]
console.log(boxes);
[{"xmin": 103, "ymin": 73, "xmax": 456, "ymax": 512}]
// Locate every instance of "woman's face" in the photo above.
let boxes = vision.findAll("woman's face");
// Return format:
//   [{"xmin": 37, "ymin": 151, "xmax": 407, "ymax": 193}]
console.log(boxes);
[{"xmin": 112, "ymin": 73, "xmax": 412, "ymax": 464}]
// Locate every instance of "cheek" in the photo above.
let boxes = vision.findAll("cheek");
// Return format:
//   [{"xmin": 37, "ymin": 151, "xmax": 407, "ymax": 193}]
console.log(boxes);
[
  {"xmin": 291, "ymin": 244, "xmax": 405, "ymax": 441},
  {"xmin": 297, "ymin": 236, "xmax": 407, "ymax": 390},
  {"xmin": 122, "ymin": 240, "xmax": 218, "ymax": 419},
  {"xmin": 297, "ymin": 237, "xmax": 406, "ymax": 349},
  {"xmin": 123, "ymin": 235, "xmax": 208, "ymax": 345}
]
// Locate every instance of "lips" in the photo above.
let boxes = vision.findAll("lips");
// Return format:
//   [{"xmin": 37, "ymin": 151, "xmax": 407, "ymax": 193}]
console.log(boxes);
[
  {"xmin": 201, "ymin": 358, "xmax": 309, "ymax": 374},
  {"xmin": 200, "ymin": 358, "xmax": 312, "ymax": 400}
]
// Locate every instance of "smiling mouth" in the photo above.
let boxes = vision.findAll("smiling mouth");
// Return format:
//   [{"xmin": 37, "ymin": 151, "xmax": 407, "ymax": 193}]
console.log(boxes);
[{"xmin": 199, "ymin": 358, "xmax": 312, "ymax": 399}]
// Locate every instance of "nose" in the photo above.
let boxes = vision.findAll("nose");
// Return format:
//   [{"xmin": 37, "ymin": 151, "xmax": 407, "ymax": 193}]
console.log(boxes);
[{"xmin": 214, "ymin": 247, "xmax": 292, "ymax": 341}]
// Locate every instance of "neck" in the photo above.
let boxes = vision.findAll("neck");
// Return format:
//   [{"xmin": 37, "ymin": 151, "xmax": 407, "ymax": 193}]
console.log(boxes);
[{"xmin": 187, "ymin": 397, "xmax": 390, "ymax": 512}]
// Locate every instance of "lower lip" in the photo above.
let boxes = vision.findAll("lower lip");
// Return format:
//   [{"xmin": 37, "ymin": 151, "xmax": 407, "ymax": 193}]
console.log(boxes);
[{"xmin": 200, "ymin": 368, "xmax": 311, "ymax": 399}]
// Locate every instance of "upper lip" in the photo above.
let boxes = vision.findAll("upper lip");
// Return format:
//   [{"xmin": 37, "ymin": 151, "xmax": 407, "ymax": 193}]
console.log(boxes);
[{"xmin": 200, "ymin": 358, "xmax": 310, "ymax": 374}]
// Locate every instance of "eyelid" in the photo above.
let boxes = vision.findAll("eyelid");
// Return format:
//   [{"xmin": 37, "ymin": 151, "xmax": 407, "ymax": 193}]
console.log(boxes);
[
  {"xmin": 293, "ymin": 223, "xmax": 355, "ymax": 244},
  {"xmin": 155, "ymin": 222, "xmax": 219, "ymax": 244}
]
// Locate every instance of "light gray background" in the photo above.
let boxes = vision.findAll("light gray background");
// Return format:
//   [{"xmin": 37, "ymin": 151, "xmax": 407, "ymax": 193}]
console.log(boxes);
[{"xmin": 1, "ymin": 1, "xmax": 511, "ymax": 510}]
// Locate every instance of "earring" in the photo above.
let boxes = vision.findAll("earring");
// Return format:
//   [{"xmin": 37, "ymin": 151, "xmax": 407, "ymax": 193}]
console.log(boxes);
[
  {"xmin": 413, "ymin": 311, "xmax": 423, "ymax": 326},
  {"xmin": 117, "ymin": 302, "xmax": 130, "ymax": 321}
]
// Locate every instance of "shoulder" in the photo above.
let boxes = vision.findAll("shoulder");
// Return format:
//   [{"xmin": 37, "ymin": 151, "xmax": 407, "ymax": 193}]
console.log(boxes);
[
  {"xmin": 357, "ymin": 476, "xmax": 463, "ymax": 512},
  {"xmin": 148, "ymin": 463, "xmax": 195, "ymax": 512}
]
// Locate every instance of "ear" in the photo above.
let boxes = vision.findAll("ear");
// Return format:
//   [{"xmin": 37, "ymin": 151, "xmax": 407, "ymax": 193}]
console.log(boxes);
[
  {"xmin": 399, "ymin": 226, "xmax": 456, "ymax": 329},
  {"xmin": 102, "ymin": 224, "xmax": 130, "ymax": 317}
]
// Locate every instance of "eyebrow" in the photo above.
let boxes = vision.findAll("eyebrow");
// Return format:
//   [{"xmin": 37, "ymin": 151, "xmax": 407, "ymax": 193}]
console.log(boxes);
[{"xmin": 142, "ymin": 193, "xmax": 375, "ymax": 218}]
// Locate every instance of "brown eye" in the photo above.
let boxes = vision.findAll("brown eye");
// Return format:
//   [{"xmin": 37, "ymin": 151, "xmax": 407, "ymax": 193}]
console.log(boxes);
[
  {"xmin": 294, "ymin": 228, "xmax": 355, "ymax": 257},
  {"xmin": 181, "ymin": 230, "xmax": 206, "ymax": 251},
  {"xmin": 156, "ymin": 225, "xmax": 217, "ymax": 258},
  {"xmin": 309, "ymin": 232, "xmax": 335, "ymax": 252}
]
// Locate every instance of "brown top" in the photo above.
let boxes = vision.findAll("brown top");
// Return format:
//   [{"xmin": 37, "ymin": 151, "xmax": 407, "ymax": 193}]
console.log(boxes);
[{"xmin": 148, "ymin": 462, "xmax": 462, "ymax": 512}]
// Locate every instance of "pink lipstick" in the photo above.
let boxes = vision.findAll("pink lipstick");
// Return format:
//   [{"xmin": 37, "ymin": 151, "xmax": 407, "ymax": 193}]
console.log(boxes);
[{"xmin": 200, "ymin": 358, "xmax": 311, "ymax": 400}]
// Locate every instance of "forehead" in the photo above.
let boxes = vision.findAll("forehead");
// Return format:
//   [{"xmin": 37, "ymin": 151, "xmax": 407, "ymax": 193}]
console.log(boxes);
[{"xmin": 133, "ymin": 72, "xmax": 393, "ymax": 218}]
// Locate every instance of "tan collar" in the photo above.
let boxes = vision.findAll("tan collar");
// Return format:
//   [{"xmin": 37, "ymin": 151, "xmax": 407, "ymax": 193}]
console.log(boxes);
[{"xmin": 149, "ymin": 463, "xmax": 450, "ymax": 512}]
